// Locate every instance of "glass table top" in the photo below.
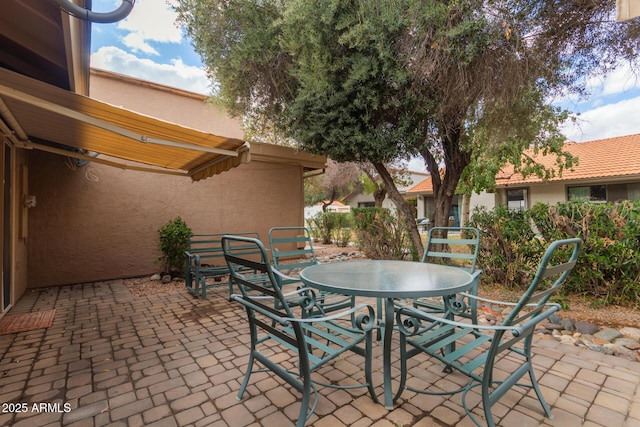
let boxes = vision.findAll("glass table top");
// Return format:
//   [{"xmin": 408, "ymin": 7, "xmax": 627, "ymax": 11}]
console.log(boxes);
[{"xmin": 300, "ymin": 259, "xmax": 474, "ymax": 299}]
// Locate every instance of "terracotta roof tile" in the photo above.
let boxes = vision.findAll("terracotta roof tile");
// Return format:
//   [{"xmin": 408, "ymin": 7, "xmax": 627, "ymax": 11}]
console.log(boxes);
[
  {"xmin": 407, "ymin": 134, "xmax": 640, "ymax": 194},
  {"xmin": 497, "ymin": 134, "xmax": 640, "ymax": 185},
  {"xmin": 406, "ymin": 175, "xmax": 434, "ymax": 194}
]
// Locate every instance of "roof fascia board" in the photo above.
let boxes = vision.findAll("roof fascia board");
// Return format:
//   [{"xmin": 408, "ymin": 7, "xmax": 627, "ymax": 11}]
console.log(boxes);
[{"xmin": 249, "ymin": 141, "xmax": 326, "ymax": 170}]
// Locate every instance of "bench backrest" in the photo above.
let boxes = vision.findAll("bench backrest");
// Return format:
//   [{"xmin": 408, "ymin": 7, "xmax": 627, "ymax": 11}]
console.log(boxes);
[{"xmin": 187, "ymin": 232, "xmax": 260, "ymax": 265}]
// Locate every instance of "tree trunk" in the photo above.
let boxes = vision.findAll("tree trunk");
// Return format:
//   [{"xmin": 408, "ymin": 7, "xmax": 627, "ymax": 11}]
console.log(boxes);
[
  {"xmin": 420, "ymin": 125, "xmax": 471, "ymax": 230},
  {"xmin": 372, "ymin": 162, "xmax": 424, "ymax": 258},
  {"xmin": 461, "ymin": 193, "xmax": 470, "ymax": 226},
  {"xmin": 373, "ymin": 187, "xmax": 386, "ymax": 207}
]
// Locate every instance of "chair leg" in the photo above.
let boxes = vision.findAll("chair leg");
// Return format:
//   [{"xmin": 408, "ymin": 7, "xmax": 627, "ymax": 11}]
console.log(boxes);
[
  {"xmin": 528, "ymin": 363, "xmax": 553, "ymax": 419},
  {"xmin": 237, "ymin": 351, "xmax": 255, "ymax": 400},
  {"xmin": 364, "ymin": 329, "xmax": 377, "ymax": 403},
  {"xmin": 394, "ymin": 334, "xmax": 408, "ymax": 403},
  {"xmin": 297, "ymin": 376, "xmax": 312, "ymax": 427}
]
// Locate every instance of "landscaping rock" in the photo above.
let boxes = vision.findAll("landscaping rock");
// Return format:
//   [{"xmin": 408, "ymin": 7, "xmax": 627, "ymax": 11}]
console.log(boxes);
[
  {"xmin": 594, "ymin": 327, "xmax": 623, "ymax": 342},
  {"xmin": 560, "ymin": 318, "xmax": 575, "ymax": 332},
  {"xmin": 575, "ymin": 321, "xmax": 599, "ymax": 335},
  {"xmin": 548, "ymin": 314, "xmax": 562, "ymax": 324},
  {"xmin": 620, "ymin": 327, "xmax": 640, "ymax": 341}
]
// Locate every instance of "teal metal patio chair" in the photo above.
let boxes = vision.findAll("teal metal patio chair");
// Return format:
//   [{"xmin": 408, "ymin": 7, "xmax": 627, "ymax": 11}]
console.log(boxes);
[
  {"xmin": 268, "ymin": 226, "xmax": 354, "ymax": 316},
  {"xmin": 222, "ymin": 235, "xmax": 376, "ymax": 427},
  {"xmin": 395, "ymin": 237, "xmax": 581, "ymax": 427},
  {"xmin": 405, "ymin": 226, "xmax": 481, "ymax": 321}
]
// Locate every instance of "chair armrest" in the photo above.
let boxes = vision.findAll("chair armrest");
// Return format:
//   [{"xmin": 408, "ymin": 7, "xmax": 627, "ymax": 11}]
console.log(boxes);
[
  {"xmin": 459, "ymin": 292, "xmax": 558, "ymax": 310},
  {"xmin": 285, "ymin": 301, "xmax": 376, "ymax": 332},
  {"xmin": 271, "ymin": 267, "xmax": 299, "ymax": 284},
  {"xmin": 396, "ymin": 303, "xmax": 561, "ymax": 337}
]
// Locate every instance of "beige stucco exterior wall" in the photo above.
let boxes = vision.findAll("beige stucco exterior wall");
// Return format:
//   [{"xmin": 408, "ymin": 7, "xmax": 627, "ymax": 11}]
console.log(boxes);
[
  {"xmin": 27, "ymin": 149, "xmax": 305, "ymax": 287},
  {"xmin": 528, "ymin": 182, "xmax": 566, "ymax": 205},
  {"xmin": 89, "ymin": 69, "xmax": 244, "ymax": 138},
  {"xmin": 25, "ymin": 71, "xmax": 321, "ymax": 287}
]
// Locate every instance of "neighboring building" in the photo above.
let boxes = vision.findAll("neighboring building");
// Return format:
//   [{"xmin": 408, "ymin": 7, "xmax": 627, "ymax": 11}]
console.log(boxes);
[
  {"xmin": 304, "ymin": 171, "xmax": 428, "ymax": 220},
  {"xmin": 408, "ymin": 135, "xmax": 640, "ymax": 222},
  {"xmin": 408, "ymin": 176, "xmax": 493, "ymax": 227},
  {"xmin": 304, "ymin": 200, "xmax": 351, "ymax": 220},
  {"xmin": 494, "ymin": 135, "xmax": 640, "ymax": 209},
  {"xmin": 343, "ymin": 170, "xmax": 428, "ymax": 212}
]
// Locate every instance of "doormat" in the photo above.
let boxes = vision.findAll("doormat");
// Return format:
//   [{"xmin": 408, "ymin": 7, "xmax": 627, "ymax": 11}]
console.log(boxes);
[{"xmin": 0, "ymin": 309, "xmax": 56, "ymax": 335}]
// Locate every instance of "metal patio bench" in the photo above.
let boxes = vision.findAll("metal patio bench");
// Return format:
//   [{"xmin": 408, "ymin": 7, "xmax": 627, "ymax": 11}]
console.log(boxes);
[
  {"xmin": 395, "ymin": 237, "xmax": 581, "ymax": 426},
  {"xmin": 184, "ymin": 232, "xmax": 260, "ymax": 299},
  {"xmin": 223, "ymin": 234, "xmax": 376, "ymax": 427}
]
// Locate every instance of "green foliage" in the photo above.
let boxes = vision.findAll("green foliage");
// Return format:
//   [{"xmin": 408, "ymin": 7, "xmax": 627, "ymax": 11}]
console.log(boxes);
[
  {"xmin": 529, "ymin": 200, "xmax": 640, "ymax": 305},
  {"xmin": 175, "ymin": 0, "xmax": 640, "ymax": 269},
  {"xmin": 469, "ymin": 201, "xmax": 640, "ymax": 307},
  {"xmin": 351, "ymin": 207, "xmax": 412, "ymax": 260},
  {"xmin": 308, "ymin": 211, "xmax": 353, "ymax": 246},
  {"xmin": 468, "ymin": 206, "xmax": 543, "ymax": 288},
  {"xmin": 157, "ymin": 217, "xmax": 193, "ymax": 274}
]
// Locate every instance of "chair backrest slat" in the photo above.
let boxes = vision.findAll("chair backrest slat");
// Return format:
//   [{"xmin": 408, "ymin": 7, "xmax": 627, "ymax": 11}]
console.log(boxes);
[
  {"xmin": 223, "ymin": 235, "xmax": 297, "ymax": 319},
  {"xmin": 422, "ymin": 226, "xmax": 480, "ymax": 273},
  {"xmin": 495, "ymin": 238, "xmax": 581, "ymax": 339},
  {"xmin": 269, "ymin": 226, "xmax": 319, "ymax": 272}
]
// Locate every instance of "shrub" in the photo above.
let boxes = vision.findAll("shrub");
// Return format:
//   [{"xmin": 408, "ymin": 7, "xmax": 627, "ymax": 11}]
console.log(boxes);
[
  {"xmin": 157, "ymin": 217, "xmax": 192, "ymax": 275},
  {"xmin": 469, "ymin": 200, "xmax": 640, "ymax": 307},
  {"xmin": 308, "ymin": 211, "xmax": 352, "ymax": 245},
  {"xmin": 308, "ymin": 211, "xmax": 335, "ymax": 244},
  {"xmin": 469, "ymin": 206, "xmax": 543, "ymax": 288},
  {"xmin": 530, "ymin": 200, "xmax": 640, "ymax": 305},
  {"xmin": 352, "ymin": 207, "xmax": 411, "ymax": 260}
]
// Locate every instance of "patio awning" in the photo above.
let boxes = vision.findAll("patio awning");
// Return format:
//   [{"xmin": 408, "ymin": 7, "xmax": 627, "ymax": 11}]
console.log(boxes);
[{"xmin": 0, "ymin": 67, "xmax": 250, "ymax": 181}]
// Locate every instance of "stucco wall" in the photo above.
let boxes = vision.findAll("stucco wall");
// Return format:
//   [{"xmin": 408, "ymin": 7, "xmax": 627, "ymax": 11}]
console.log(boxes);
[
  {"xmin": 529, "ymin": 182, "xmax": 566, "ymax": 206},
  {"xmin": 27, "ymin": 150, "xmax": 304, "ymax": 287},
  {"xmin": 89, "ymin": 70, "xmax": 244, "ymax": 138}
]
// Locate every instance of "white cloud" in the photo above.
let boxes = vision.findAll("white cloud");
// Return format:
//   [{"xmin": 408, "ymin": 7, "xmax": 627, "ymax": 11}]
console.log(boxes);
[
  {"xmin": 561, "ymin": 95, "xmax": 640, "ymax": 142},
  {"xmin": 122, "ymin": 32, "xmax": 160, "ymax": 55},
  {"xmin": 117, "ymin": 0, "xmax": 183, "ymax": 44},
  {"xmin": 586, "ymin": 62, "xmax": 640, "ymax": 97},
  {"xmin": 91, "ymin": 46, "xmax": 210, "ymax": 94}
]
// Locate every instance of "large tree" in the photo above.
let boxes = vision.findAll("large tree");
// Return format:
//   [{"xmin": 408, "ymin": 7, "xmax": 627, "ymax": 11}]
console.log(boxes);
[{"xmin": 175, "ymin": 0, "xmax": 640, "ymax": 255}]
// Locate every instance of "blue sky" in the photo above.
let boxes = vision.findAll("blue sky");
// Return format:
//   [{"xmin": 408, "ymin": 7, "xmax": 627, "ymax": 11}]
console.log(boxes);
[{"xmin": 90, "ymin": 0, "xmax": 640, "ymax": 153}]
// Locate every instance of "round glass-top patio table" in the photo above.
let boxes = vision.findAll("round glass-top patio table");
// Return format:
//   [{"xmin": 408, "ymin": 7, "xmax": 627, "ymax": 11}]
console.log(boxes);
[{"xmin": 300, "ymin": 259, "xmax": 476, "ymax": 409}]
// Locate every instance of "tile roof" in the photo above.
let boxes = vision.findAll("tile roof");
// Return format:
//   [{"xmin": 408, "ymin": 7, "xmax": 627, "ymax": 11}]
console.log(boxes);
[
  {"xmin": 406, "ymin": 134, "xmax": 640, "ymax": 194},
  {"xmin": 496, "ymin": 134, "xmax": 640, "ymax": 185},
  {"xmin": 406, "ymin": 175, "xmax": 434, "ymax": 194}
]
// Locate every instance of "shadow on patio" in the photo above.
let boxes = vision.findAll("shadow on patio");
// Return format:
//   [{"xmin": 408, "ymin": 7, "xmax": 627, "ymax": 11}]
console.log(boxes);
[{"xmin": 0, "ymin": 281, "xmax": 638, "ymax": 426}]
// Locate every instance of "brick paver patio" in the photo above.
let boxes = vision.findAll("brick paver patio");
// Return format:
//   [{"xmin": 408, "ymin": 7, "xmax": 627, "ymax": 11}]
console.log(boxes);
[{"xmin": 0, "ymin": 281, "xmax": 638, "ymax": 426}]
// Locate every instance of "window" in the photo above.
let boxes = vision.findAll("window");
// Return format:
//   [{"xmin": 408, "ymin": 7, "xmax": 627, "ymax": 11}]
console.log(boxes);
[
  {"xmin": 507, "ymin": 188, "xmax": 528, "ymax": 211},
  {"xmin": 357, "ymin": 202, "xmax": 375, "ymax": 208},
  {"xmin": 568, "ymin": 185, "xmax": 606, "ymax": 202}
]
